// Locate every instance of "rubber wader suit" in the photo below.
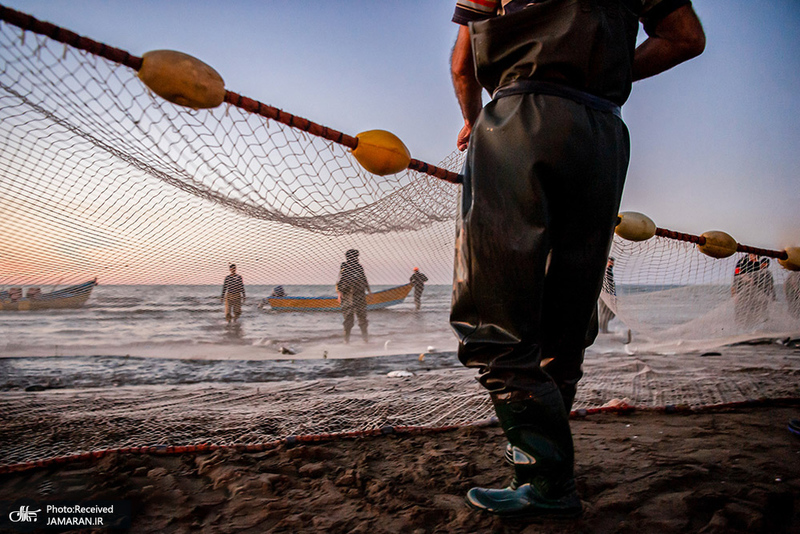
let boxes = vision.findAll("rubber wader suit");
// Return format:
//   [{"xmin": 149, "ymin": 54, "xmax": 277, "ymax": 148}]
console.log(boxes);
[
  {"xmin": 338, "ymin": 255, "xmax": 370, "ymax": 343},
  {"xmin": 450, "ymin": 0, "xmax": 640, "ymax": 517}
]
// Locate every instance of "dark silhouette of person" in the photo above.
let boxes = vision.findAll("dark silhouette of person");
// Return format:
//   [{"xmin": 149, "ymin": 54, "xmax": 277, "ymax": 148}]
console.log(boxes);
[
  {"xmin": 409, "ymin": 267, "xmax": 428, "ymax": 311},
  {"xmin": 732, "ymin": 254, "xmax": 774, "ymax": 327},
  {"xmin": 221, "ymin": 264, "xmax": 245, "ymax": 323},
  {"xmin": 336, "ymin": 249, "xmax": 371, "ymax": 343},
  {"xmin": 786, "ymin": 271, "xmax": 800, "ymax": 319}
]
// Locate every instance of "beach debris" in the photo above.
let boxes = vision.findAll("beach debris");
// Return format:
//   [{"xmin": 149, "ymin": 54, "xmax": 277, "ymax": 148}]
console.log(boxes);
[
  {"xmin": 24, "ymin": 385, "xmax": 47, "ymax": 392},
  {"xmin": 323, "ymin": 351, "xmax": 328, "ymax": 359},
  {"xmin": 384, "ymin": 340, "xmax": 392, "ymax": 351},
  {"xmin": 427, "ymin": 345, "xmax": 437, "ymax": 353},
  {"xmin": 387, "ymin": 370, "xmax": 414, "ymax": 378},
  {"xmin": 602, "ymin": 397, "xmax": 632, "ymax": 408},
  {"xmin": 279, "ymin": 346, "xmax": 296, "ymax": 355},
  {"xmin": 418, "ymin": 353, "xmax": 425, "ymax": 362}
]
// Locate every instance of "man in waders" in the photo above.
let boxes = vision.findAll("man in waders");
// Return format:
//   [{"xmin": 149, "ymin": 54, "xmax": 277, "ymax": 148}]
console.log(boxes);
[
  {"xmin": 410, "ymin": 267, "xmax": 428, "ymax": 311},
  {"xmin": 449, "ymin": 0, "xmax": 705, "ymax": 519},
  {"xmin": 221, "ymin": 264, "xmax": 245, "ymax": 323},
  {"xmin": 336, "ymin": 249, "xmax": 372, "ymax": 343}
]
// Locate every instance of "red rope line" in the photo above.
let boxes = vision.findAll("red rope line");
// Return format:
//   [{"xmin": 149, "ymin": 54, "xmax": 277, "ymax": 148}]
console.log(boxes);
[
  {"xmin": 1, "ymin": 397, "xmax": 796, "ymax": 475},
  {"xmin": 0, "ymin": 4, "xmax": 462, "ymax": 185},
  {"xmin": 223, "ymin": 92, "xmax": 462, "ymax": 184},
  {"xmin": 0, "ymin": 5, "xmax": 142, "ymax": 70},
  {"xmin": 408, "ymin": 159, "xmax": 461, "ymax": 184},
  {"xmin": 222, "ymin": 91, "xmax": 358, "ymax": 149},
  {"xmin": 654, "ymin": 227, "xmax": 788, "ymax": 260}
]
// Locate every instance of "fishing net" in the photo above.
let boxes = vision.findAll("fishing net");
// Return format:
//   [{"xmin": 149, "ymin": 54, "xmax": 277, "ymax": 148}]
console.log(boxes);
[
  {"xmin": 1, "ymin": 9, "xmax": 798, "ymax": 345},
  {"xmin": 0, "ymin": 18, "xmax": 459, "ymax": 290},
  {"xmin": 602, "ymin": 238, "xmax": 800, "ymax": 353},
  {"xmin": 0, "ymin": 7, "xmax": 799, "ymax": 471}
]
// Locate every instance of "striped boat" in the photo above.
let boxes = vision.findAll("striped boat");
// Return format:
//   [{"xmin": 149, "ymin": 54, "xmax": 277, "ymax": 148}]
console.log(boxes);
[
  {"xmin": 0, "ymin": 279, "xmax": 97, "ymax": 311},
  {"xmin": 266, "ymin": 283, "xmax": 413, "ymax": 312}
]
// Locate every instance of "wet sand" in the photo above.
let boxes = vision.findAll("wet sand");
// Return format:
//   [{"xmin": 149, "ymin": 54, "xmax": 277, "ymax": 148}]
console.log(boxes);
[{"xmin": 1, "ymin": 404, "xmax": 798, "ymax": 533}]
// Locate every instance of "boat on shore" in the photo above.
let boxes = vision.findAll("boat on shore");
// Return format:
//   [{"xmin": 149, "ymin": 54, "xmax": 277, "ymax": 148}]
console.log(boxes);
[
  {"xmin": 265, "ymin": 283, "xmax": 413, "ymax": 312},
  {"xmin": 0, "ymin": 279, "xmax": 98, "ymax": 311}
]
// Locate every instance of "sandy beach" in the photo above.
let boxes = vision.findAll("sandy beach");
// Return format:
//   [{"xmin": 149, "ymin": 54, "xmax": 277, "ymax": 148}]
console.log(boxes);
[
  {"xmin": 2, "ymin": 343, "xmax": 799, "ymax": 532},
  {"xmin": 0, "ymin": 404, "xmax": 798, "ymax": 533}
]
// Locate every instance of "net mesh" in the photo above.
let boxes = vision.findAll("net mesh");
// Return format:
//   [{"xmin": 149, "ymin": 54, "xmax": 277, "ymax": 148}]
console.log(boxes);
[
  {"xmin": 602, "ymin": 238, "xmax": 800, "ymax": 353},
  {"xmin": 2, "ymin": 346, "xmax": 798, "ymax": 469},
  {"xmin": 1, "ymin": 11, "xmax": 799, "ymax": 470},
  {"xmin": 0, "ymin": 22, "xmax": 459, "ymax": 289}
]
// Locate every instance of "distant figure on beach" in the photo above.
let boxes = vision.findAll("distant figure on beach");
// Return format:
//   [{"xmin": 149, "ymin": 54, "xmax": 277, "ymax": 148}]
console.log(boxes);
[
  {"xmin": 754, "ymin": 258, "xmax": 776, "ymax": 323},
  {"xmin": 221, "ymin": 264, "xmax": 245, "ymax": 323},
  {"xmin": 786, "ymin": 271, "xmax": 800, "ymax": 319},
  {"xmin": 732, "ymin": 254, "xmax": 774, "ymax": 327},
  {"xmin": 409, "ymin": 267, "xmax": 428, "ymax": 311},
  {"xmin": 448, "ymin": 0, "xmax": 704, "ymax": 520},
  {"xmin": 336, "ymin": 249, "xmax": 371, "ymax": 343},
  {"xmin": 598, "ymin": 257, "xmax": 616, "ymax": 333},
  {"xmin": 271, "ymin": 285, "xmax": 286, "ymax": 297}
]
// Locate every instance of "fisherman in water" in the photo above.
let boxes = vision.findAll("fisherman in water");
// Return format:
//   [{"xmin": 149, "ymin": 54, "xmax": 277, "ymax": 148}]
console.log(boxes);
[
  {"xmin": 221, "ymin": 263, "xmax": 245, "ymax": 323},
  {"xmin": 336, "ymin": 249, "xmax": 371, "ymax": 343}
]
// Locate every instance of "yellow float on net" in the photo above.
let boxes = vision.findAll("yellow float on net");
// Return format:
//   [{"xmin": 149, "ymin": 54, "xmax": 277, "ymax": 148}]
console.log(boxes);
[
  {"xmin": 779, "ymin": 246, "xmax": 800, "ymax": 271},
  {"xmin": 698, "ymin": 231, "xmax": 738, "ymax": 258},
  {"xmin": 138, "ymin": 50, "xmax": 226, "ymax": 109},
  {"xmin": 351, "ymin": 130, "xmax": 411, "ymax": 176},
  {"xmin": 614, "ymin": 211, "xmax": 656, "ymax": 242}
]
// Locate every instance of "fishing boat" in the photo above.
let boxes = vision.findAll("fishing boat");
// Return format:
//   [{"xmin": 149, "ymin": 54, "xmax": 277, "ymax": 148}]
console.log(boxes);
[
  {"xmin": 0, "ymin": 278, "xmax": 97, "ymax": 311},
  {"xmin": 266, "ymin": 283, "xmax": 413, "ymax": 312}
]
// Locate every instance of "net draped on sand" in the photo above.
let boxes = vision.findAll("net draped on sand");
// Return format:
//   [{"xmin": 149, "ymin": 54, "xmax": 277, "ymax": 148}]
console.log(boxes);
[
  {"xmin": 2, "ymin": 345, "xmax": 799, "ymax": 471},
  {"xmin": 1, "ymin": 7, "xmax": 799, "ymax": 471}
]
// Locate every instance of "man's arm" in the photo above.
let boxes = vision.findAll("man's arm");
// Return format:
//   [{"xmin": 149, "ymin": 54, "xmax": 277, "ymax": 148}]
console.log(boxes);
[
  {"xmin": 633, "ymin": 4, "xmax": 706, "ymax": 82},
  {"xmin": 451, "ymin": 24, "xmax": 484, "ymax": 151}
]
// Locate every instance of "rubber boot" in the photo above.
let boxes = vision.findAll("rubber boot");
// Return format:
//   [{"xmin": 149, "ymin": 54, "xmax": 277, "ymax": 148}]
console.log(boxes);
[{"xmin": 466, "ymin": 388, "xmax": 582, "ymax": 518}]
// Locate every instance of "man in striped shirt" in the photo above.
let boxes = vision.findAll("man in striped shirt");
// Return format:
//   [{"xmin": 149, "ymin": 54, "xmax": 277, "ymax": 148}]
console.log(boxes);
[
  {"xmin": 221, "ymin": 264, "xmax": 246, "ymax": 323},
  {"xmin": 449, "ymin": 0, "xmax": 705, "ymax": 519}
]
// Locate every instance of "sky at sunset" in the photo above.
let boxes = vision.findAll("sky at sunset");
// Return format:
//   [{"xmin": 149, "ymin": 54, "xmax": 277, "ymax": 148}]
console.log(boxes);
[{"xmin": 3, "ymin": 0, "xmax": 799, "ymax": 254}]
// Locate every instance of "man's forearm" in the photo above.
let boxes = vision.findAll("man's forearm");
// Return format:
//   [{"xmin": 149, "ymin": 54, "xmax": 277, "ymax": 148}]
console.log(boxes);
[
  {"xmin": 632, "ymin": 5, "xmax": 706, "ymax": 81},
  {"xmin": 451, "ymin": 25, "xmax": 483, "ymax": 126}
]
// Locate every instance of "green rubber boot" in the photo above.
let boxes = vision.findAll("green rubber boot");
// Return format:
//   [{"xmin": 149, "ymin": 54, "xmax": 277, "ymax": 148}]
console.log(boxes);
[{"xmin": 466, "ymin": 388, "xmax": 582, "ymax": 519}]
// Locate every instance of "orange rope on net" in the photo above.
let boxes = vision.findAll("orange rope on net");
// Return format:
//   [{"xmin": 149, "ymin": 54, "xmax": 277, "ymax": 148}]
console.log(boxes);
[
  {"xmin": 0, "ymin": 4, "xmax": 143, "ymax": 70},
  {"xmin": 654, "ymin": 227, "xmax": 788, "ymax": 260},
  {"xmin": 0, "ymin": 3, "xmax": 462, "ymax": 185}
]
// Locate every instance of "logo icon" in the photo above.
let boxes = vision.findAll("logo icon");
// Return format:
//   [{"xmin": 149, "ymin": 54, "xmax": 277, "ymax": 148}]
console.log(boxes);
[{"xmin": 9, "ymin": 505, "xmax": 41, "ymax": 523}]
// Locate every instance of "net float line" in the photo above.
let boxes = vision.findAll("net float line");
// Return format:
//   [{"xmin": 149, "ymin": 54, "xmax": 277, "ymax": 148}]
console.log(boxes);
[
  {"xmin": 223, "ymin": 92, "xmax": 462, "ymax": 184},
  {"xmin": 0, "ymin": 4, "xmax": 462, "ymax": 185},
  {"xmin": 654, "ymin": 227, "xmax": 788, "ymax": 260},
  {"xmin": 0, "ymin": 5, "xmax": 142, "ymax": 70},
  {"xmin": 1, "ymin": 397, "xmax": 796, "ymax": 475},
  {"xmin": 615, "ymin": 212, "xmax": 793, "ymax": 264}
]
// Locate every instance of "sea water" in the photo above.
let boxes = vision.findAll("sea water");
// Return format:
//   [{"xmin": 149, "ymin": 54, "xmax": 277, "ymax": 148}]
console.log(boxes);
[
  {"xmin": 2, "ymin": 283, "xmax": 796, "ymax": 389},
  {"xmin": 0, "ymin": 284, "xmax": 462, "ymax": 389},
  {"xmin": 0, "ymin": 284, "xmax": 458, "ymax": 359}
]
